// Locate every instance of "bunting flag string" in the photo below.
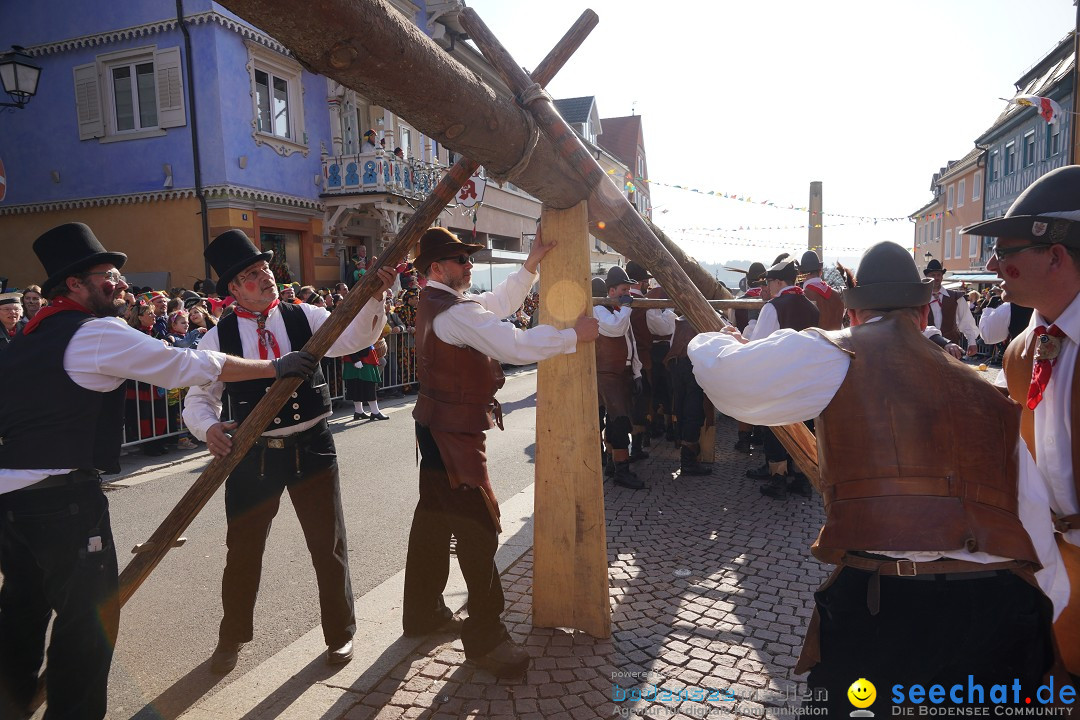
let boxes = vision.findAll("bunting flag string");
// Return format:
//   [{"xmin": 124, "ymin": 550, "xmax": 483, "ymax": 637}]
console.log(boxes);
[
  {"xmin": 671, "ymin": 221, "xmax": 866, "ymax": 233},
  {"xmin": 668, "ymin": 230, "xmax": 881, "ymax": 255}
]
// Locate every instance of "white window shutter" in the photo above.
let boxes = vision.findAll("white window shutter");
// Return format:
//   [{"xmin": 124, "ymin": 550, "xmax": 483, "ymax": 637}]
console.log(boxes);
[
  {"xmin": 155, "ymin": 46, "xmax": 186, "ymax": 128},
  {"xmin": 73, "ymin": 62, "xmax": 104, "ymax": 140}
]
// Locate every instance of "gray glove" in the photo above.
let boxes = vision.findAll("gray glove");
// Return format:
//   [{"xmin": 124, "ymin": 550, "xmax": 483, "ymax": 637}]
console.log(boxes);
[
  {"xmin": 272, "ymin": 351, "xmax": 319, "ymax": 380},
  {"xmin": 617, "ymin": 294, "xmax": 634, "ymax": 306}
]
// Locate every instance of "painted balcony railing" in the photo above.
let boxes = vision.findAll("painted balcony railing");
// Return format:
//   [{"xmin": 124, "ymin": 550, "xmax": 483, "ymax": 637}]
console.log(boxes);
[{"xmin": 321, "ymin": 149, "xmax": 445, "ymax": 199}]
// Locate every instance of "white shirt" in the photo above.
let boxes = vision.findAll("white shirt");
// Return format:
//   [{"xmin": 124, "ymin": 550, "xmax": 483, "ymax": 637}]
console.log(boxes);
[
  {"xmin": 429, "ymin": 266, "xmax": 577, "ymax": 365},
  {"xmin": 978, "ymin": 302, "xmax": 1012, "ymax": 346},
  {"xmin": 183, "ymin": 299, "xmax": 385, "ymax": 441},
  {"xmin": 596, "ymin": 304, "xmax": 643, "ymax": 378},
  {"xmin": 747, "ymin": 286, "xmax": 801, "ymax": 341},
  {"xmin": 930, "ymin": 288, "xmax": 980, "ymax": 346},
  {"xmin": 1, "ymin": 316, "xmax": 228, "ymax": 494},
  {"xmin": 646, "ymin": 307, "xmax": 676, "ymax": 340},
  {"xmin": 686, "ymin": 323, "xmax": 1069, "ymax": 618}
]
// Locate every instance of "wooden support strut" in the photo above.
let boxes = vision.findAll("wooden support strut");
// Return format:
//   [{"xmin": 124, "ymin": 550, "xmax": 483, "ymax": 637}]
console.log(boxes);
[
  {"xmin": 115, "ymin": 13, "xmax": 598, "ymax": 607},
  {"xmin": 593, "ymin": 298, "xmax": 765, "ymax": 311},
  {"xmin": 458, "ymin": 7, "xmax": 819, "ymax": 480}
]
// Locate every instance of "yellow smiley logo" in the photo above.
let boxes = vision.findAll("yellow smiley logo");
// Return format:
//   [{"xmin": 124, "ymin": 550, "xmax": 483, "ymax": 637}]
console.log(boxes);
[{"xmin": 847, "ymin": 678, "xmax": 877, "ymax": 709}]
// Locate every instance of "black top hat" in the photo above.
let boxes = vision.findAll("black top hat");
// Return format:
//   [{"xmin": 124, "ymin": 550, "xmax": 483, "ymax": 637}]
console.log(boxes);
[
  {"xmin": 764, "ymin": 258, "xmax": 798, "ymax": 285},
  {"xmin": 605, "ymin": 265, "xmax": 632, "ymax": 288},
  {"xmin": 205, "ymin": 230, "xmax": 273, "ymax": 296},
  {"xmin": 746, "ymin": 262, "xmax": 767, "ymax": 285},
  {"xmin": 33, "ymin": 223, "xmax": 128, "ymax": 296},
  {"xmin": 844, "ymin": 242, "xmax": 932, "ymax": 310},
  {"xmin": 625, "ymin": 260, "xmax": 652, "ymax": 282},
  {"xmin": 799, "ymin": 250, "xmax": 822, "ymax": 273},
  {"xmin": 181, "ymin": 290, "xmax": 206, "ymax": 309},
  {"xmin": 591, "ymin": 276, "xmax": 608, "ymax": 298},
  {"xmin": 412, "ymin": 227, "xmax": 485, "ymax": 275},
  {"xmin": 962, "ymin": 165, "xmax": 1080, "ymax": 247},
  {"xmin": 923, "ymin": 258, "xmax": 944, "ymax": 275}
]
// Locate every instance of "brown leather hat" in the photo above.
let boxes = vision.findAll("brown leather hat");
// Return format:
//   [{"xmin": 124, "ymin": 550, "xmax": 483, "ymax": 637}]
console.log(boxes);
[
  {"xmin": 843, "ymin": 242, "xmax": 932, "ymax": 310},
  {"xmin": 412, "ymin": 227, "xmax": 484, "ymax": 274}
]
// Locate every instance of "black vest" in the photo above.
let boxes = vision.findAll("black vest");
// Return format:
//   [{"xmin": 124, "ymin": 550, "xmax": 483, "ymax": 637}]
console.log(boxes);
[
  {"xmin": 216, "ymin": 303, "xmax": 331, "ymax": 432},
  {"xmin": 1009, "ymin": 304, "xmax": 1034, "ymax": 343},
  {"xmin": 771, "ymin": 293, "xmax": 820, "ymax": 331},
  {"xmin": 0, "ymin": 311, "xmax": 126, "ymax": 473}
]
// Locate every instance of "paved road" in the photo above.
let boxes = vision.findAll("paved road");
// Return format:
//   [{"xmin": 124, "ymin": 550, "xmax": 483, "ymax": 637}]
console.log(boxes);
[{"xmin": 98, "ymin": 367, "xmax": 541, "ymax": 719}]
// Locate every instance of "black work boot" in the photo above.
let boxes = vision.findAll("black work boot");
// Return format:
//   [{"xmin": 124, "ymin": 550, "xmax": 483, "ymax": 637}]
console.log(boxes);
[
  {"xmin": 750, "ymin": 427, "xmax": 764, "ymax": 446},
  {"xmin": 629, "ymin": 434, "xmax": 650, "ymax": 462},
  {"xmin": 788, "ymin": 473, "xmax": 813, "ymax": 498},
  {"xmin": 760, "ymin": 474, "xmax": 788, "ymax": 499},
  {"xmin": 680, "ymin": 445, "xmax": 711, "ymax": 476},
  {"xmin": 745, "ymin": 463, "xmax": 770, "ymax": 480},
  {"xmin": 733, "ymin": 431, "xmax": 752, "ymax": 454},
  {"xmin": 613, "ymin": 461, "xmax": 645, "ymax": 489}
]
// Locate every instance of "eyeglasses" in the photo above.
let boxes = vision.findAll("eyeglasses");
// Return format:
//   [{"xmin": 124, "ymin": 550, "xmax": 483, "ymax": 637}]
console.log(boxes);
[
  {"xmin": 991, "ymin": 243, "xmax": 1049, "ymax": 262},
  {"xmin": 236, "ymin": 263, "xmax": 272, "ymax": 285},
  {"xmin": 86, "ymin": 270, "xmax": 126, "ymax": 285},
  {"xmin": 437, "ymin": 254, "xmax": 472, "ymax": 266}
]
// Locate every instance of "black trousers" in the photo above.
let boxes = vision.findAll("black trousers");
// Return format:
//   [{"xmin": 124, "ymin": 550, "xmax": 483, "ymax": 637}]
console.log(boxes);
[
  {"xmin": 805, "ymin": 567, "xmax": 1058, "ymax": 716},
  {"xmin": 630, "ymin": 368, "xmax": 651, "ymax": 429},
  {"xmin": 0, "ymin": 480, "xmax": 119, "ymax": 720},
  {"xmin": 219, "ymin": 421, "xmax": 355, "ymax": 648},
  {"xmin": 649, "ymin": 342, "xmax": 671, "ymax": 420},
  {"xmin": 670, "ymin": 357, "xmax": 705, "ymax": 443},
  {"xmin": 763, "ymin": 419, "xmax": 815, "ymax": 465},
  {"xmin": 403, "ymin": 423, "xmax": 507, "ymax": 658}
]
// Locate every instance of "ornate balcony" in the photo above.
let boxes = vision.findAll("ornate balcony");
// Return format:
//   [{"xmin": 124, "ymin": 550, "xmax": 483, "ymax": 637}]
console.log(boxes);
[{"xmin": 321, "ymin": 148, "xmax": 444, "ymax": 199}]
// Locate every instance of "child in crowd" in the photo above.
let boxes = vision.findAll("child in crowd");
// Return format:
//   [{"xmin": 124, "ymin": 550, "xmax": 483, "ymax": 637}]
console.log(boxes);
[{"xmin": 344, "ymin": 341, "xmax": 389, "ymax": 421}]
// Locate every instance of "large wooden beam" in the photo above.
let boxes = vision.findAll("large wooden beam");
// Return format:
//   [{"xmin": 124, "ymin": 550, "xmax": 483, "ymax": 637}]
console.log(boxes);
[{"xmin": 534, "ymin": 201, "xmax": 609, "ymax": 638}]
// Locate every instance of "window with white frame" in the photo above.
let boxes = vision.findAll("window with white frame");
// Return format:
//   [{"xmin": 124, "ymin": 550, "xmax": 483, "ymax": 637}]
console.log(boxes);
[
  {"xmin": 973, "ymin": 171, "xmax": 981, "ymax": 201},
  {"xmin": 399, "ymin": 125, "xmax": 413, "ymax": 158},
  {"xmin": 1023, "ymin": 131, "xmax": 1036, "ymax": 167},
  {"xmin": 953, "ymin": 229, "xmax": 962, "ymax": 259},
  {"xmin": 946, "ymin": 185, "xmax": 954, "ymax": 211},
  {"xmin": 1049, "ymin": 122, "xmax": 1062, "ymax": 156},
  {"xmin": 988, "ymin": 153, "xmax": 998, "ymax": 182},
  {"xmin": 1004, "ymin": 141, "xmax": 1016, "ymax": 175},
  {"xmin": 957, "ymin": 179, "xmax": 965, "ymax": 208},
  {"xmin": 247, "ymin": 42, "xmax": 306, "ymax": 156},
  {"xmin": 73, "ymin": 45, "xmax": 185, "ymax": 141},
  {"xmin": 969, "ymin": 234, "xmax": 978, "ymax": 258},
  {"xmin": 945, "ymin": 229, "xmax": 952, "ymax": 259}
]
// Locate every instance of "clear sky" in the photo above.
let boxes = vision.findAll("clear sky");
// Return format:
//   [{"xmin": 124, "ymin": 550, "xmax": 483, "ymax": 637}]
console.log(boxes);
[{"xmin": 466, "ymin": 0, "xmax": 1076, "ymax": 268}]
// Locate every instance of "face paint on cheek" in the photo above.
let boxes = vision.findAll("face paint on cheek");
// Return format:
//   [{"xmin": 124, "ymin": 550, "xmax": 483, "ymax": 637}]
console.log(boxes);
[
  {"xmin": 1005, "ymin": 266, "xmax": 1021, "ymax": 280},
  {"xmin": 244, "ymin": 280, "xmax": 258, "ymax": 293}
]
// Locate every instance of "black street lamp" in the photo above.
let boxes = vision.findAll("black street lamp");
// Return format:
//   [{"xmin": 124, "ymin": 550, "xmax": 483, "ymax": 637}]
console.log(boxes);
[{"xmin": 0, "ymin": 47, "xmax": 41, "ymax": 110}]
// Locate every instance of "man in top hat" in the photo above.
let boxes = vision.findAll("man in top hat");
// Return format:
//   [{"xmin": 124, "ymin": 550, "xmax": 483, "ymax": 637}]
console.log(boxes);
[
  {"xmin": 182, "ymin": 229, "xmax": 395, "ymax": 674},
  {"xmin": 0, "ymin": 292, "xmax": 25, "ymax": 351},
  {"xmin": 963, "ymin": 164, "xmax": 1080, "ymax": 672},
  {"xmin": 745, "ymin": 257, "xmax": 819, "ymax": 498},
  {"xmin": 595, "ymin": 265, "xmax": 645, "ymax": 489},
  {"xmin": 799, "ymin": 250, "xmax": 844, "ymax": 331},
  {"xmin": 687, "ymin": 240, "xmax": 1067, "ymax": 716},
  {"xmin": 923, "ymin": 257, "xmax": 980, "ymax": 356},
  {"xmin": 0, "ymin": 222, "xmax": 318, "ymax": 720},
  {"xmin": 403, "ymin": 227, "xmax": 597, "ymax": 679}
]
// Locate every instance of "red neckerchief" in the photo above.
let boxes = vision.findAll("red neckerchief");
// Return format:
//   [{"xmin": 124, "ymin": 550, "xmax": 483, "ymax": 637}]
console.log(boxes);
[
  {"xmin": 780, "ymin": 286, "xmax": 804, "ymax": 296},
  {"xmin": 231, "ymin": 299, "xmax": 282, "ymax": 359},
  {"xmin": 803, "ymin": 280, "xmax": 833, "ymax": 300},
  {"xmin": 744, "ymin": 287, "xmax": 763, "ymax": 298},
  {"xmin": 1027, "ymin": 324, "xmax": 1066, "ymax": 410},
  {"xmin": 22, "ymin": 296, "xmax": 93, "ymax": 335}
]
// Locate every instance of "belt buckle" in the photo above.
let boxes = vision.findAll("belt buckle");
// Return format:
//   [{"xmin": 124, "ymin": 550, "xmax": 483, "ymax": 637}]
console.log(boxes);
[
  {"xmin": 267, "ymin": 438, "xmax": 285, "ymax": 450},
  {"xmin": 895, "ymin": 560, "xmax": 918, "ymax": 577}
]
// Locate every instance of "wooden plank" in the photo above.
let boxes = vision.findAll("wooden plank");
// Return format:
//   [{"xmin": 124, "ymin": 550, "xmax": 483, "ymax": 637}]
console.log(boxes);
[{"xmin": 533, "ymin": 201, "xmax": 609, "ymax": 638}]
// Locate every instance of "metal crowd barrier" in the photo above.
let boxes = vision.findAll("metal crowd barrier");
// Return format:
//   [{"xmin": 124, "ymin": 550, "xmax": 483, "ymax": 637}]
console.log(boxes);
[{"xmin": 121, "ymin": 336, "xmax": 420, "ymax": 449}]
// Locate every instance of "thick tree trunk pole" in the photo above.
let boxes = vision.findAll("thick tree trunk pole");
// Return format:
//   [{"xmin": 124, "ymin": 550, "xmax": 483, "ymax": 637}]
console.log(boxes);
[
  {"xmin": 593, "ymin": 298, "xmax": 764, "ymax": 310},
  {"xmin": 116, "ymin": 13, "xmax": 596, "ymax": 606},
  {"xmin": 533, "ymin": 201, "xmax": 609, "ymax": 638}
]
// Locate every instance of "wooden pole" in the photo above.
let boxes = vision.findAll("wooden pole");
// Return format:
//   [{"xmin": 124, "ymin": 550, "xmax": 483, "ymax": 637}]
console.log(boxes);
[
  {"xmin": 116, "ymin": 12, "xmax": 597, "ymax": 606},
  {"xmin": 457, "ymin": 6, "xmax": 819, "ymax": 480},
  {"xmin": 593, "ymin": 298, "xmax": 764, "ymax": 311},
  {"xmin": 534, "ymin": 201, "xmax": 609, "ymax": 638}
]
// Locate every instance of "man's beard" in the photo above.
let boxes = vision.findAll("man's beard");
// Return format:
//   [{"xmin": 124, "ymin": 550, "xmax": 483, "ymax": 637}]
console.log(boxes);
[
  {"xmin": 88, "ymin": 286, "xmax": 127, "ymax": 318},
  {"xmin": 449, "ymin": 272, "xmax": 471, "ymax": 292}
]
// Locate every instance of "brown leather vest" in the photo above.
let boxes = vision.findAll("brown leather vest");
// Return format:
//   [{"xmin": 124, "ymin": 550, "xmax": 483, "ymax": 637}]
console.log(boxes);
[
  {"xmin": 629, "ymin": 305, "xmax": 653, "ymax": 371},
  {"xmin": 803, "ymin": 281, "xmax": 845, "ymax": 331},
  {"xmin": 771, "ymin": 293, "xmax": 819, "ymax": 331},
  {"xmin": 412, "ymin": 288, "xmax": 506, "ymax": 433},
  {"xmin": 664, "ymin": 319, "xmax": 697, "ymax": 365},
  {"xmin": 595, "ymin": 307, "xmax": 633, "ymax": 374},
  {"xmin": 811, "ymin": 314, "xmax": 1038, "ymax": 566},
  {"xmin": 1003, "ymin": 328, "xmax": 1080, "ymax": 504},
  {"xmin": 936, "ymin": 289, "xmax": 962, "ymax": 343}
]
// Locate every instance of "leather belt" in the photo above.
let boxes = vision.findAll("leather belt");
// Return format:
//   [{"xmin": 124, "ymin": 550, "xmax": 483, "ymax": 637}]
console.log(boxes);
[
  {"xmin": 1053, "ymin": 512, "xmax": 1080, "ymax": 533},
  {"xmin": 23, "ymin": 468, "xmax": 101, "ymax": 492},
  {"xmin": 822, "ymin": 475, "xmax": 1016, "ymax": 513},
  {"xmin": 254, "ymin": 419, "xmax": 327, "ymax": 450}
]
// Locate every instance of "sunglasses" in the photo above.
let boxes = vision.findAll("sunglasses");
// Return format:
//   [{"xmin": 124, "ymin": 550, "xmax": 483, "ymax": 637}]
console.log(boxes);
[
  {"xmin": 991, "ymin": 242, "xmax": 1049, "ymax": 262},
  {"xmin": 437, "ymin": 254, "xmax": 472, "ymax": 266}
]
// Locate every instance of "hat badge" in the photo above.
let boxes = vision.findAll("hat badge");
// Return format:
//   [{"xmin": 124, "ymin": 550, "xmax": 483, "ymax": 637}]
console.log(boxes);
[{"xmin": 1032, "ymin": 221, "xmax": 1048, "ymax": 237}]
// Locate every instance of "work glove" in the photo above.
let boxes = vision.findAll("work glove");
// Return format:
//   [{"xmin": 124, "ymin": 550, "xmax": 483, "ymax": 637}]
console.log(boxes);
[
  {"xmin": 618, "ymin": 294, "xmax": 634, "ymax": 306},
  {"xmin": 272, "ymin": 351, "xmax": 319, "ymax": 380},
  {"xmin": 633, "ymin": 377, "xmax": 643, "ymax": 396}
]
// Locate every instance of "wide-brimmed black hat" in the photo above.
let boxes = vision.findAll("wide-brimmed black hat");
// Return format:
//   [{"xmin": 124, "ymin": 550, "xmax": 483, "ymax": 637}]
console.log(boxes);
[
  {"xmin": 591, "ymin": 277, "xmax": 608, "ymax": 298},
  {"xmin": 205, "ymin": 230, "xmax": 273, "ymax": 296},
  {"xmin": 843, "ymin": 242, "xmax": 933, "ymax": 310},
  {"xmin": 962, "ymin": 165, "xmax": 1080, "ymax": 247},
  {"xmin": 799, "ymin": 250, "xmax": 822, "ymax": 273},
  {"xmin": 181, "ymin": 290, "xmax": 206, "ymax": 309},
  {"xmin": 746, "ymin": 261, "xmax": 767, "ymax": 286},
  {"xmin": 625, "ymin": 260, "xmax": 652, "ymax": 282},
  {"xmin": 764, "ymin": 258, "xmax": 798, "ymax": 284},
  {"xmin": 923, "ymin": 258, "xmax": 945, "ymax": 276},
  {"xmin": 605, "ymin": 265, "xmax": 632, "ymax": 288},
  {"xmin": 412, "ymin": 227, "xmax": 484, "ymax": 274},
  {"xmin": 33, "ymin": 223, "xmax": 128, "ymax": 296}
]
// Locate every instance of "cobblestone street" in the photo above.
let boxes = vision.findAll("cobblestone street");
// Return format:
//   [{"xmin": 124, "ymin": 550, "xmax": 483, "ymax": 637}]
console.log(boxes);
[{"xmin": 343, "ymin": 416, "xmax": 830, "ymax": 720}]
